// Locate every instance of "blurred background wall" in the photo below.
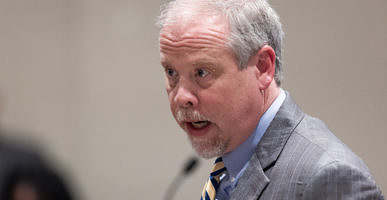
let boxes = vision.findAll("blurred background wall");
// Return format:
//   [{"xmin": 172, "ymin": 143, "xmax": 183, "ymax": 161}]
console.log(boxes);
[{"xmin": 0, "ymin": 0, "xmax": 385, "ymax": 199}]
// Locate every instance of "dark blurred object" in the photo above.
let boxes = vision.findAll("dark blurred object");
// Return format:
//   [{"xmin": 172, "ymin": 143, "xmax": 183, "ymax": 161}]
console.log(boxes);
[
  {"xmin": 0, "ymin": 136, "xmax": 74, "ymax": 200},
  {"xmin": 182, "ymin": 157, "xmax": 198, "ymax": 176}
]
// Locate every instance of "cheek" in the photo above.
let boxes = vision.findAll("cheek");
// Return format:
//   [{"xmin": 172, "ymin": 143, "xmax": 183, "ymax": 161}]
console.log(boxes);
[
  {"xmin": 204, "ymin": 82, "xmax": 258, "ymax": 127},
  {"xmin": 168, "ymin": 93, "xmax": 175, "ymax": 110},
  {"xmin": 165, "ymin": 79, "xmax": 172, "ymax": 93},
  {"xmin": 166, "ymin": 82, "xmax": 176, "ymax": 101},
  {"xmin": 168, "ymin": 90, "xmax": 181, "ymax": 121},
  {"xmin": 200, "ymin": 90, "xmax": 236, "ymax": 122}
]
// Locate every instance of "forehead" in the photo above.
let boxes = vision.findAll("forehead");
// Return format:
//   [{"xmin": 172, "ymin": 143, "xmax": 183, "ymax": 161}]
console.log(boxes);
[{"xmin": 159, "ymin": 13, "xmax": 230, "ymax": 59}]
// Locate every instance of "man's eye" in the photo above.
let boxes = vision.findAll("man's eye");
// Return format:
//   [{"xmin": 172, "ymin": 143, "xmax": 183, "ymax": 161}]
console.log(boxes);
[
  {"xmin": 166, "ymin": 68, "xmax": 177, "ymax": 77},
  {"xmin": 196, "ymin": 68, "xmax": 209, "ymax": 78}
]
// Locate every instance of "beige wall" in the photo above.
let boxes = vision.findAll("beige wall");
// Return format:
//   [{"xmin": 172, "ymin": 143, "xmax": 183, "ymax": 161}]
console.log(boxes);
[{"xmin": 0, "ymin": 0, "xmax": 385, "ymax": 199}]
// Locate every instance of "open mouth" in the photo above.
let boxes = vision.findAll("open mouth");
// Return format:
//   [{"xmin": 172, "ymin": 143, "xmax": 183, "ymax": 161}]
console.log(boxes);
[{"xmin": 187, "ymin": 121, "xmax": 211, "ymax": 129}]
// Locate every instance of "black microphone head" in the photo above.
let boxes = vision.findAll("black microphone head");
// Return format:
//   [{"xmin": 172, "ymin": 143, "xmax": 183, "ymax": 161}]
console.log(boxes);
[{"xmin": 182, "ymin": 157, "xmax": 199, "ymax": 176}]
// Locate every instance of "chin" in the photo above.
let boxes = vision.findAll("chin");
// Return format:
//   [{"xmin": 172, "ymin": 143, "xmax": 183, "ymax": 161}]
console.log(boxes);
[
  {"xmin": 188, "ymin": 131, "xmax": 229, "ymax": 159},
  {"xmin": 194, "ymin": 147, "xmax": 222, "ymax": 159}
]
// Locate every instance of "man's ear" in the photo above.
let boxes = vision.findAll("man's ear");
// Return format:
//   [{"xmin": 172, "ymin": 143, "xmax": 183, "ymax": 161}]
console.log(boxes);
[{"xmin": 249, "ymin": 45, "xmax": 276, "ymax": 90}]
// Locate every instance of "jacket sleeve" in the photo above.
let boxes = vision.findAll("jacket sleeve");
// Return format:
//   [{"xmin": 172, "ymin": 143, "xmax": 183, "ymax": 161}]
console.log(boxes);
[{"xmin": 302, "ymin": 161, "xmax": 384, "ymax": 200}]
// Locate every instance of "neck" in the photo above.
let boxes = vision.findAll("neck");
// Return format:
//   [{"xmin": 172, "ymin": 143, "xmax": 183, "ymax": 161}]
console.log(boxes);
[{"xmin": 262, "ymin": 82, "xmax": 280, "ymax": 115}]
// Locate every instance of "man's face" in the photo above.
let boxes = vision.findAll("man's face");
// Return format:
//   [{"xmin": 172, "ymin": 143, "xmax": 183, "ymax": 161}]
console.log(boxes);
[{"xmin": 159, "ymin": 14, "xmax": 262, "ymax": 158}]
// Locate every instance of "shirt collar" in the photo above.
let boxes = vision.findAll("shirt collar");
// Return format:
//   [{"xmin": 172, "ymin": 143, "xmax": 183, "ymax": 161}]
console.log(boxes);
[{"xmin": 222, "ymin": 89, "xmax": 286, "ymax": 178}]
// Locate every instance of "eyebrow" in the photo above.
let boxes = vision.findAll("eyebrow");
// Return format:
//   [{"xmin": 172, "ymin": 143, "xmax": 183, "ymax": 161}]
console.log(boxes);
[
  {"xmin": 160, "ymin": 61, "xmax": 171, "ymax": 69},
  {"xmin": 192, "ymin": 59, "xmax": 216, "ymax": 67}
]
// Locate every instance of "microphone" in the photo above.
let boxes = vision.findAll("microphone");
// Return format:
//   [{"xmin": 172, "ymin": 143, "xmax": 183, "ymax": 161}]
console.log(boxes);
[
  {"xmin": 182, "ymin": 157, "xmax": 199, "ymax": 176},
  {"xmin": 163, "ymin": 156, "xmax": 200, "ymax": 200}
]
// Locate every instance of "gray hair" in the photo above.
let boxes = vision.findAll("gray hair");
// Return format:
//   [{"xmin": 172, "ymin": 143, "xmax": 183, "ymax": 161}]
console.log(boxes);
[{"xmin": 157, "ymin": 0, "xmax": 284, "ymax": 86}]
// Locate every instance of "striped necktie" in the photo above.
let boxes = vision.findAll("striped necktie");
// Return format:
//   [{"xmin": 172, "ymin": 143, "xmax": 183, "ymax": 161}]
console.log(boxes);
[{"xmin": 201, "ymin": 157, "xmax": 227, "ymax": 200}]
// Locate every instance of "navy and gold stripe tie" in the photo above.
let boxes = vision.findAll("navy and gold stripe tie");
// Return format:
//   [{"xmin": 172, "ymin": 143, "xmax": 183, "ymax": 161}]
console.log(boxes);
[{"xmin": 201, "ymin": 157, "xmax": 227, "ymax": 200}]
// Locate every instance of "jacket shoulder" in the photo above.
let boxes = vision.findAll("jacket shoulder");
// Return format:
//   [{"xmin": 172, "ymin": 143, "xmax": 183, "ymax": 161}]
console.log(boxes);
[
  {"xmin": 282, "ymin": 115, "xmax": 383, "ymax": 199},
  {"xmin": 263, "ymin": 114, "xmax": 384, "ymax": 199},
  {"xmin": 302, "ymin": 160, "xmax": 384, "ymax": 199},
  {"xmin": 292, "ymin": 114, "xmax": 368, "ymax": 170}
]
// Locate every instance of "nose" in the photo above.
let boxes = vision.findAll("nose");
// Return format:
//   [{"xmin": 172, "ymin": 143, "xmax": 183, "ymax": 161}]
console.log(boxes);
[{"xmin": 173, "ymin": 85, "xmax": 198, "ymax": 108}]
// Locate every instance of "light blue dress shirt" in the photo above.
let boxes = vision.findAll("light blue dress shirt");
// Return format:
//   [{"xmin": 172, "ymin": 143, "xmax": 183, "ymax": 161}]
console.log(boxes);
[{"xmin": 215, "ymin": 89, "xmax": 286, "ymax": 200}]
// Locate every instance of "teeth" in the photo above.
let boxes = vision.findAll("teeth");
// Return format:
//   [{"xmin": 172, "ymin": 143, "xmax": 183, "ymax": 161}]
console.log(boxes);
[{"xmin": 191, "ymin": 121, "xmax": 209, "ymax": 129}]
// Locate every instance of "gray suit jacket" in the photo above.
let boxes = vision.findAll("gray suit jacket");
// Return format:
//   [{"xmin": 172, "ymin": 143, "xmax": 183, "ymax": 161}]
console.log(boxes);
[{"xmin": 229, "ymin": 92, "xmax": 384, "ymax": 200}]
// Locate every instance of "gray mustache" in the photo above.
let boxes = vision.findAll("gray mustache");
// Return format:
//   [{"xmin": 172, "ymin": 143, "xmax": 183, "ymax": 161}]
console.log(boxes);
[{"xmin": 175, "ymin": 109, "xmax": 209, "ymax": 122}]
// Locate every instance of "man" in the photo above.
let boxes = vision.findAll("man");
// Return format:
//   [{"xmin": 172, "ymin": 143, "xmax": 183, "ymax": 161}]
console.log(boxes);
[{"xmin": 157, "ymin": 0, "xmax": 383, "ymax": 199}]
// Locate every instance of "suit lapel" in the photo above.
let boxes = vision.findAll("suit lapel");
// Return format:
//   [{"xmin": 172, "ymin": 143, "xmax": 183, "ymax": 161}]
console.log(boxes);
[
  {"xmin": 230, "ymin": 92, "xmax": 305, "ymax": 200},
  {"xmin": 256, "ymin": 92, "xmax": 305, "ymax": 170},
  {"xmin": 229, "ymin": 151, "xmax": 270, "ymax": 200}
]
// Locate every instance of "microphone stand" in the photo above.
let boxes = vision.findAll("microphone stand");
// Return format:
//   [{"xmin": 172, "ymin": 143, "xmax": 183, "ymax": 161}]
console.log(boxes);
[{"xmin": 163, "ymin": 157, "xmax": 199, "ymax": 200}]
